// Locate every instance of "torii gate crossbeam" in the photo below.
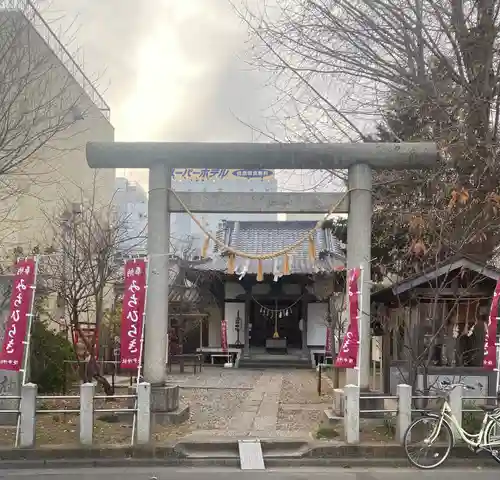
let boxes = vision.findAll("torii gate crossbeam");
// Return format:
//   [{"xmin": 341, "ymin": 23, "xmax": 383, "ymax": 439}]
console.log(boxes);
[{"xmin": 86, "ymin": 142, "xmax": 437, "ymax": 402}]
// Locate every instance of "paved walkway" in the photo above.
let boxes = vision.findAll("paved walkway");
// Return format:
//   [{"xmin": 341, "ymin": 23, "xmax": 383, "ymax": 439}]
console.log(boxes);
[{"xmin": 166, "ymin": 368, "xmax": 332, "ymax": 440}]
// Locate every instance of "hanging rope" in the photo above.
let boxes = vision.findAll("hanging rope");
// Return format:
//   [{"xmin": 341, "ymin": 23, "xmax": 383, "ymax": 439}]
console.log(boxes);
[
  {"xmin": 252, "ymin": 294, "xmax": 305, "ymax": 312},
  {"xmin": 168, "ymin": 188, "xmax": 350, "ymax": 260}
]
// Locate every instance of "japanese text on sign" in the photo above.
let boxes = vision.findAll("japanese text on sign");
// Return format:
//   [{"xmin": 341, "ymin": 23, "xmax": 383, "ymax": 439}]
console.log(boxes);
[
  {"xmin": 171, "ymin": 168, "xmax": 274, "ymax": 182},
  {"xmin": 335, "ymin": 268, "xmax": 360, "ymax": 369},
  {"xmin": 0, "ymin": 258, "xmax": 36, "ymax": 371},
  {"xmin": 120, "ymin": 259, "xmax": 147, "ymax": 370}
]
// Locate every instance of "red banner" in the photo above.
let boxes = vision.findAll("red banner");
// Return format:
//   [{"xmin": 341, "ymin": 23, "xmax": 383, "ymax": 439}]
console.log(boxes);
[
  {"xmin": 0, "ymin": 258, "xmax": 36, "ymax": 371},
  {"xmin": 221, "ymin": 320, "xmax": 228, "ymax": 352},
  {"xmin": 483, "ymin": 279, "xmax": 500, "ymax": 369},
  {"xmin": 335, "ymin": 268, "xmax": 360, "ymax": 368},
  {"xmin": 325, "ymin": 325, "xmax": 333, "ymax": 358},
  {"xmin": 120, "ymin": 259, "xmax": 147, "ymax": 370}
]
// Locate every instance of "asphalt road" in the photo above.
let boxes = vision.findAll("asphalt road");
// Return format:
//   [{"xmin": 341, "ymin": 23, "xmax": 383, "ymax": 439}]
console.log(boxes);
[{"xmin": 0, "ymin": 467, "xmax": 497, "ymax": 480}]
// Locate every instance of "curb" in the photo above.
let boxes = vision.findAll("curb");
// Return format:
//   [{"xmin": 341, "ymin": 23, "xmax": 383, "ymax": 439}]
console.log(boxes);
[{"xmin": 0, "ymin": 442, "xmax": 496, "ymax": 469}]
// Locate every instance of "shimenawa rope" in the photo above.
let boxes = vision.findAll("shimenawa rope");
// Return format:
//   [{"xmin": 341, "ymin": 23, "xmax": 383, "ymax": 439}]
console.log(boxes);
[{"xmin": 168, "ymin": 188, "xmax": 350, "ymax": 260}]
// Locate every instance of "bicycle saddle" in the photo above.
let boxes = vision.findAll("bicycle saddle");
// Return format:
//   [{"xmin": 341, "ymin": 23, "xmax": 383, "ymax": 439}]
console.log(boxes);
[{"xmin": 480, "ymin": 404, "xmax": 500, "ymax": 412}]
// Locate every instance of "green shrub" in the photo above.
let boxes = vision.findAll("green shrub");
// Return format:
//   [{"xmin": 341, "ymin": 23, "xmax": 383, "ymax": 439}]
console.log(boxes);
[{"xmin": 29, "ymin": 320, "xmax": 76, "ymax": 394}]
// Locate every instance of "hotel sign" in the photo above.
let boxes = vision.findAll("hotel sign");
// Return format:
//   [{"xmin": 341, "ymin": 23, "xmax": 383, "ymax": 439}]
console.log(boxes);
[{"xmin": 172, "ymin": 168, "xmax": 274, "ymax": 181}]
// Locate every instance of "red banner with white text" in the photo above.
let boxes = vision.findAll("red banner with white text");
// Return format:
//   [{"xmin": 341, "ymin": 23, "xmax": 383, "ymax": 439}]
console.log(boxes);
[
  {"xmin": 120, "ymin": 259, "xmax": 147, "ymax": 370},
  {"xmin": 483, "ymin": 278, "xmax": 500, "ymax": 369},
  {"xmin": 221, "ymin": 320, "xmax": 228, "ymax": 352},
  {"xmin": 0, "ymin": 258, "xmax": 36, "ymax": 371},
  {"xmin": 325, "ymin": 325, "xmax": 333, "ymax": 358},
  {"xmin": 335, "ymin": 268, "xmax": 360, "ymax": 368}
]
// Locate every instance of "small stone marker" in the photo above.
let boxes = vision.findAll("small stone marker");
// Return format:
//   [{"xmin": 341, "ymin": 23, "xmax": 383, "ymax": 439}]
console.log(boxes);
[{"xmin": 238, "ymin": 439, "xmax": 265, "ymax": 470}]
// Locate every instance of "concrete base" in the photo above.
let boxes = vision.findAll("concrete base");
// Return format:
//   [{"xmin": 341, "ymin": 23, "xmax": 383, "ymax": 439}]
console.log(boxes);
[
  {"xmin": 124, "ymin": 383, "xmax": 189, "ymax": 426},
  {"xmin": 150, "ymin": 383, "xmax": 189, "ymax": 426},
  {"xmin": 322, "ymin": 409, "xmax": 343, "ymax": 428},
  {"xmin": 157, "ymin": 403, "xmax": 190, "ymax": 426}
]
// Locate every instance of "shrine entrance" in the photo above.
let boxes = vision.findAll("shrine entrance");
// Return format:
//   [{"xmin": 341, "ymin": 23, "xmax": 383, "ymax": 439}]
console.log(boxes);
[
  {"xmin": 87, "ymin": 141, "xmax": 438, "ymax": 389},
  {"xmin": 249, "ymin": 300, "xmax": 302, "ymax": 350}
]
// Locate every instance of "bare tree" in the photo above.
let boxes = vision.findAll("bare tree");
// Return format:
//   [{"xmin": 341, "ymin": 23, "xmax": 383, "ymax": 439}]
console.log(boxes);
[
  {"xmin": 0, "ymin": 1, "xmax": 110, "ymax": 250},
  {"xmin": 43, "ymin": 189, "xmax": 141, "ymax": 394},
  {"xmin": 0, "ymin": 1, "xmax": 91, "ymax": 177},
  {"xmin": 237, "ymin": 0, "xmax": 500, "ymax": 259}
]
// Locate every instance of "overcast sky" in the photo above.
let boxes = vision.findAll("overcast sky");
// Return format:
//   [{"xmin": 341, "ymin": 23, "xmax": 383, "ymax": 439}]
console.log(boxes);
[{"xmin": 41, "ymin": 0, "xmax": 341, "ymax": 193}]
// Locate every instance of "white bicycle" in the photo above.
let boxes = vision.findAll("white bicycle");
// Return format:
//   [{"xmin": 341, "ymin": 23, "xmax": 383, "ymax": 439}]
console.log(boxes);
[{"xmin": 404, "ymin": 380, "xmax": 500, "ymax": 469}]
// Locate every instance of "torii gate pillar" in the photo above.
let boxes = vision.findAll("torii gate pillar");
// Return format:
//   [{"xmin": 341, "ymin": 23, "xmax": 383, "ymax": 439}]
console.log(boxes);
[
  {"xmin": 87, "ymin": 142, "xmax": 438, "ymax": 392},
  {"xmin": 346, "ymin": 163, "xmax": 372, "ymax": 386}
]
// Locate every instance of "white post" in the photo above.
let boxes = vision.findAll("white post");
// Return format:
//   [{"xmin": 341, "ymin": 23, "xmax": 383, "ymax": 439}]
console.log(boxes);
[
  {"xmin": 333, "ymin": 388, "xmax": 344, "ymax": 416},
  {"xmin": 18, "ymin": 383, "xmax": 37, "ymax": 448},
  {"xmin": 343, "ymin": 384, "xmax": 360, "ymax": 444},
  {"xmin": 145, "ymin": 164, "xmax": 170, "ymax": 384},
  {"xmin": 346, "ymin": 164, "xmax": 372, "ymax": 388},
  {"xmin": 136, "ymin": 382, "xmax": 151, "ymax": 444},
  {"xmin": 80, "ymin": 382, "xmax": 94, "ymax": 445},
  {"xmin": 131, "ymin": 258, "xmax": 150, "ymax": 445},
  {"xmin": 396, "ymin": 384, "xmax": 412, "ymax": 444},
  {"xmin": 449, "ymin": 384, "xmax": 463, "ymax": 440}
]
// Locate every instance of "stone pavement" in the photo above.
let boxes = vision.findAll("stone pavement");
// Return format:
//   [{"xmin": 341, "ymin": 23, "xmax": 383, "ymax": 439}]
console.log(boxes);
[{"xmin": 169, "ymin": 368, "xmax": 331, "ymax": 440}]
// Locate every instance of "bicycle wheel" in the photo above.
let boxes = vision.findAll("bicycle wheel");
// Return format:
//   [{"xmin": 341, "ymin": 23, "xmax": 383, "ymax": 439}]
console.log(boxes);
[
  {"xmin": 484, "ymin": 419, "xmax": 500, "ymax": 464},
  {"xmin": 404, "ymin": 416, "xmax": 453, "ymax": 469}
]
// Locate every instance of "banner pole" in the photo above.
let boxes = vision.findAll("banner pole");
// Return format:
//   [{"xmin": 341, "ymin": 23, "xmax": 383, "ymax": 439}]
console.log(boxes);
[
  {"xmin": 15, "ymin": 255, "xmax": 39, "ymax": 447},
  {"xmin": 357, "ymin": 266, "xmax": 364, "ymax": 388},
  {"xmin": 131, "ymin": 256, "xmax": 150, "ymax": 446},
  {"xmin": 496, "ymin": 334, "xmax": 500, "ymax": 396}
]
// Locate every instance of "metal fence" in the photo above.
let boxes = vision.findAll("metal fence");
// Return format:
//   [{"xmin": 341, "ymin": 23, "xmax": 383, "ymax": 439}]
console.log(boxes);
[
  {"xmin": 334, "ymin": 383, "xmax": 497, "ymax": 445},
  {"xmin": 6, "ymin": 382, "xmax": 151, "ymax": 448}
]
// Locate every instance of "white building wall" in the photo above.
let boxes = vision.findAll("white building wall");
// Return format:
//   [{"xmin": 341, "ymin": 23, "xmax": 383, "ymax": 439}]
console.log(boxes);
[
  {"xmin": 307, "ymin": 302, "xmax": 329, "ymax": 346},
  {"xmin": 114, "ymin": 177, "xmax": 148, "ymax": 253},
  {"xmin": 0, "ymin": 11, "xmax": 115, "ymax": 254}
]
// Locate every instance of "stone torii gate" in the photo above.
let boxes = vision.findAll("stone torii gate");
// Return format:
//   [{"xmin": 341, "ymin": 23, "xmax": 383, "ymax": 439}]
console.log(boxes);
[{"xmin": 87, "ymin": 142, "xmax": 437, "ymax": 393}]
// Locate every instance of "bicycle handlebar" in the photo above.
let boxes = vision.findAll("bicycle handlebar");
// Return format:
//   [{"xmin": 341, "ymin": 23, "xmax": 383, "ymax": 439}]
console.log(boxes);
[{"xmin": 438, "ymin": 380, "xmax": 474, "ymax": 391}]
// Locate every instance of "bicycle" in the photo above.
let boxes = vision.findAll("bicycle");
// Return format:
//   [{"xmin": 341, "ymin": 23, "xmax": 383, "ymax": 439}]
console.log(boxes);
[{"xmin": 404, "ymin": 380, "xmax": 500, "ymax": 469}]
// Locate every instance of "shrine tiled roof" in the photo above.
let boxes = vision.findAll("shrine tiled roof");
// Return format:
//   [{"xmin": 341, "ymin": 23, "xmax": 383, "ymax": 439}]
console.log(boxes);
[{"xmin": 198, "ymin": 220, "xmax": 345, "ymax": 275}]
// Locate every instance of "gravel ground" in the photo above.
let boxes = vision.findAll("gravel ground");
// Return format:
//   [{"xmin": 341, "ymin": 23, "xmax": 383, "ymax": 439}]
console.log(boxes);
[
  {"xmin": 180, "ymin": 387, "xmax": 250, "ymax": 430},
  {"xmin": 277, "ymin": 406, "xmax": 323, "ymax": 432},
  {"xmin": 0, "ymin": 369, "xmax": 329, "ymax": 445},
  {"xmin": 166, "ymin": 368, "xmax": 262, "ymax": 389},
  {"xmin": 280, "ymin": 370, "xmax": 333, "ymax": 405}
]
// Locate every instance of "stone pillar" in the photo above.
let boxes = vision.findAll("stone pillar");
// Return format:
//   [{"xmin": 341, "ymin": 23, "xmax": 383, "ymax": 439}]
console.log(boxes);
[
  {"xmin": 80, "ymin": 382, "xmax": 94, "ymax": 445},
  {"xmin": 243, "ymin": 293, "xmax": 251, "ymax": 358},
  {"xmin": 396, "ymin": 384, "xmax": 411, "ymax": 444},
  {"xmin": 136, "ymin": 382, "xmax": 151, "ymax": 444},
  {"xmin": 145, "ymin": 163, "xmax": 171, "ymax": 384},
  {"xmin": 343, "ymin": 384, "xmax": 360, "ymax": 444},
  {"xmin": 449, "ymin": 384, "xmax": 463, "ymax": 439},
  {"xmin": 346, "ymin": 163, "xmax": 372, "ymax": 388},
  {"xmin": 19, "ymin": 383, "xmax": 36, "ymax": 448}
]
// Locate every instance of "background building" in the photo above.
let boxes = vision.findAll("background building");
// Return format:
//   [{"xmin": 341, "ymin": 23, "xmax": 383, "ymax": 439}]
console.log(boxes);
[
  {"xmin": 0, "ymin": 5, "xmax": 115, "ymax": 256},
  {"xmin": 171, "ymin": 168, "xmax": 278, "ymax": 255},
  {"xmin": 114, "ymin": 177, "xmax": 148, "ymax": 254},
  {"xmin": 0, "ymin": 4, "xmax": 115, "ymax": 378}
]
